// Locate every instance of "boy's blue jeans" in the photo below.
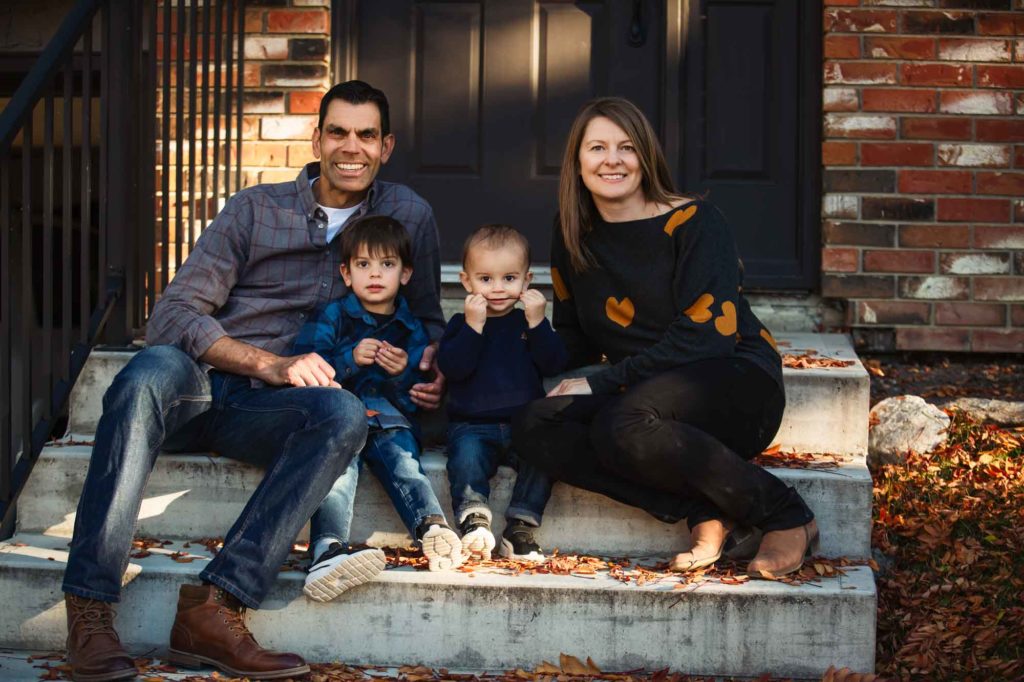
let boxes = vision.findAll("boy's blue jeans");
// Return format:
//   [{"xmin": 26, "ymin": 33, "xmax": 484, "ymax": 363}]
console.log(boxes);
[
  {"xmin": 445, "ymin": 421, "xmax": 552, "ymax": 527},
  {"xmin": 61, "ymin": 345, "xmax": 368, "ymax": 609},
  {"xmin": 310, "ymin": 427, "xmax": 444, "ymax": 546}
]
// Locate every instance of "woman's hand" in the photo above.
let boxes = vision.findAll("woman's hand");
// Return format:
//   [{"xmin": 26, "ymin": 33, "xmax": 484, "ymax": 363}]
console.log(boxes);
[{"xmin": 546, "ymin": 377, "xmax": 593, "ymax": 397}]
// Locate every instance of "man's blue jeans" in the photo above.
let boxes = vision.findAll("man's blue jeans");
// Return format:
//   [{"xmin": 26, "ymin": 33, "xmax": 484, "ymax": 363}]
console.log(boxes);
[
  {"xmin": 62, "ymin": 345, "xmax": 368, "ymax": 609},
  {"xmin": 445, "ymin": 421, "xmax": 552, "ymax": 526},
  {"xmin": 310, "ymin": 427, "xmax": 445, "ymax": 545}
]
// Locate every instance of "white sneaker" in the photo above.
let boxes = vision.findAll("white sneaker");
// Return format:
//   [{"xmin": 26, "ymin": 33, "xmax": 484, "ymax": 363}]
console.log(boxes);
[
  {"xmin": 417, "ymin": 523, "xmax": 464, "ymax": 571},
  {"xmin": 458, "ymin": 512, "xmax": 496, "ymax": 560},
  {"xmin": 304, "ymin": 544, "xmax": 386, "ymax": 602}
]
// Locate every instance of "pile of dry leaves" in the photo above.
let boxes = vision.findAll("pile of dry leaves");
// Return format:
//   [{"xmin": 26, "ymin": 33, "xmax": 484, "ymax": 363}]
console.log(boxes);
[{"xmin": 872, "ymin": 411, "xmax": 1024, "ymax": 680}]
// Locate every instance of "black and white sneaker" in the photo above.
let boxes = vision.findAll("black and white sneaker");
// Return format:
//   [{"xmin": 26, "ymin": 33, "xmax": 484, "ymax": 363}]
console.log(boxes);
[
  {"xmin": 498, "ymin": 520, "xmax": 546, "ymax": 562},
  {"xmin": 304, "ymin": 543, "xmax": 386, "ymax": 602},
  {"xmin": 458, "ymin": 512, "xmax": 496, "ymax": 560},
  {"xmin": 415, "ymin": 516, "xmax": 464, "ymax": 571}
]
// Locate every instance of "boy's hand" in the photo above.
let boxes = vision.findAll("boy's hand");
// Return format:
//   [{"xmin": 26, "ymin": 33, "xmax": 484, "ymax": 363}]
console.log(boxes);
[
  {"xmin": 353, "ymin": 338, "xmax": 382, "ymax": 367},
  {"xmin": 375, "ymin": 341, "xmax": 408, "ymax": 376},
  {"xmin": 464, "ymin": 294, "xmax": 488, "ymax": 333},
  {"xmin": 520, "ymin": 289, "xmax": 548, "ymax": 328}
]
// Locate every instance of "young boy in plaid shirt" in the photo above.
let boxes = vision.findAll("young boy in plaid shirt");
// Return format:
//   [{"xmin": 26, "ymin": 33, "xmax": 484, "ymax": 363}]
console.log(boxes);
[{"xmin": 293, "ymin": 215, "xmax": 462, "ymax": 602}]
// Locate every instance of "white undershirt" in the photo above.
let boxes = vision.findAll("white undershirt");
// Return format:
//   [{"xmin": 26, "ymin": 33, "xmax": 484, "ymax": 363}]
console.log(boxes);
[{"xmin": 311, "ymin": 178, "xmax": 363, "ymax": 243}]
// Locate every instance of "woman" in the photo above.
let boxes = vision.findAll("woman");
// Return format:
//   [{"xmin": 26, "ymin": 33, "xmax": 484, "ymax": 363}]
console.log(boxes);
[{"xmin": 512, "ymin": 97, "xmax": 818, "ymax": 577}]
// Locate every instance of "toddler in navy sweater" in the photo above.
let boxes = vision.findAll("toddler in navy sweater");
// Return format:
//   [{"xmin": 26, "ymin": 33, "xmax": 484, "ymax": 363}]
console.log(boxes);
[{"xmin": 437, "ymin": 225, "xmax": 567, "ymax": 560}]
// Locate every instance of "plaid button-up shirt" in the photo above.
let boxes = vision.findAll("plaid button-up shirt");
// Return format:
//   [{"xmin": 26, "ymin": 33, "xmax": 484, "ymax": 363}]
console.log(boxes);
[{"xmin": 146, "ymin": 162, "xmax": 444, "ymax": 372}]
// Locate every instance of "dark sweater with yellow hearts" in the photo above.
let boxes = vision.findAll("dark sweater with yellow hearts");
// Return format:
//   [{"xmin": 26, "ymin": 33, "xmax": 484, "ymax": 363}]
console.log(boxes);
[{"xmin": 550, "ymin": 201, "xmax": 783, "ymax": 395}]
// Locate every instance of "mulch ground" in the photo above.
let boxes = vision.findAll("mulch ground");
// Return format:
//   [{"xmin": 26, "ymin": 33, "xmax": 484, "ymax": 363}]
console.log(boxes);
[{"xmin": 863, "ymin": 352, "xmax": 1024, "ymax": 406}]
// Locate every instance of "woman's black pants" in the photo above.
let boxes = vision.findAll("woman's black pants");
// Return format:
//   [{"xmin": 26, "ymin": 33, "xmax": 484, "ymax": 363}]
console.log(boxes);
[{"xmin": 511, "ymin": 358, "xmax": 814, "ymax": 532}]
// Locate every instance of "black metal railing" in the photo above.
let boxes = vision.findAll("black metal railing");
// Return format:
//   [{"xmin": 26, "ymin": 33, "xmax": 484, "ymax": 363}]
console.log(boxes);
[{"xmin": 0, "ymin": 0, "xmax": 246, "ymax": 539}]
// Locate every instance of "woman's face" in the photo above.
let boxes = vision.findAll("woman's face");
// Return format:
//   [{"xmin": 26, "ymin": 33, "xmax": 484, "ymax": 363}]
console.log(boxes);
[{"xmin": 578, "ymin": 116, "xmax": 643, "ymax": 205}]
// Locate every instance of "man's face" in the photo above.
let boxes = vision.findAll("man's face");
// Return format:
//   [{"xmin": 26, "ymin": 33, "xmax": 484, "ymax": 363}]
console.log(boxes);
[{"xmin": 312, "ymin": 100, "xmax": 395, "ymax": 208}]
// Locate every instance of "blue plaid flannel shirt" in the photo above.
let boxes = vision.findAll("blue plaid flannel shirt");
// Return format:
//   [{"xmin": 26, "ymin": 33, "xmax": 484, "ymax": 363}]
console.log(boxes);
[{"xmin": 292, "ymin": 292, "xmax": 429, "ymax": 431}]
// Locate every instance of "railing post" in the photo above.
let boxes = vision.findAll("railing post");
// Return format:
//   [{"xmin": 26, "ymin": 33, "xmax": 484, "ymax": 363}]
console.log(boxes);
[{"xmin": 100, "ymin": 0, "xmax": 141, "ymax": 345}]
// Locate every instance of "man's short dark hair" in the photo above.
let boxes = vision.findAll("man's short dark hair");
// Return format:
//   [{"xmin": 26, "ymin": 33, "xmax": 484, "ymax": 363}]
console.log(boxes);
[
  {"xmin": 461, "ymin": 224, "xmax": 531, "ymax": 269},
  {"xmin": 340, "ymin": 215, "xmax": 411, "ymax": 267},
  {"xmin": 319, "ymin": 80, "xmax": 391, "ymax": 136}
]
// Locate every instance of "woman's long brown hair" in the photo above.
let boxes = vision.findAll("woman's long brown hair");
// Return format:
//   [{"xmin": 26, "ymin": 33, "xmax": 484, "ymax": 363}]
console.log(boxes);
[{"xmin": 557, "ymin": 97, "xmax": 683, "ymax": 273}]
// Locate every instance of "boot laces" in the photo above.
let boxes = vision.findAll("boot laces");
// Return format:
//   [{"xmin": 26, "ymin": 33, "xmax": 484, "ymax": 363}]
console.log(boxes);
[
  {"xmin": 215, "ymin": 591, "xmax": 253, "ymax": 637},
  {"xmin": 70, "ymin": 597, "xmax": 121, "ymax": 639}
]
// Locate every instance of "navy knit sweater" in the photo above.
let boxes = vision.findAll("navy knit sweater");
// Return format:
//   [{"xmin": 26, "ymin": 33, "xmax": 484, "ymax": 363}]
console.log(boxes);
[
  {"xmin": 550, "ymin": 201, "xmax": 783, "ymax": 395},
  {"xmin": 438, "ymin": 310, "xmax": 568, "ymax": 421}
]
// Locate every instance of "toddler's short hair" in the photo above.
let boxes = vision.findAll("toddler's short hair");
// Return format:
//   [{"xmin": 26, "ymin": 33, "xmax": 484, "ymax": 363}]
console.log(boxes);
[
  {"xmin": 461, "ymin": 224, "xmax": 531, "ymax": 269},
  {"xmin": 340, "ymin": 215, "xmax": 412, "ymax": 266}
]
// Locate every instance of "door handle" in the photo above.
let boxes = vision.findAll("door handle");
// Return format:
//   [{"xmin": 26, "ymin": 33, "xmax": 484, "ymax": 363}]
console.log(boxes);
[{"xmin": 629, "ymin": 0, "xmax": 646, "ymax": 47}]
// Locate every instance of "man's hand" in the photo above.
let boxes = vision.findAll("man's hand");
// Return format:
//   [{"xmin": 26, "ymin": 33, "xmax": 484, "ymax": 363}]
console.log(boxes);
[
  {"xmin": 410, "ymin": 342, "xmax": 445, "ymax": 410},
  {"xmin": 520, "ymin": 289, "xmax": 548, "ymax": 329},
  {"xmin": 261, "ymin": 352, "xmax": 341, "ymax": 388},
  {"xmin": 375, "ymin": 341, "xmax": 408, "ymax": 376},
  {"xmin": 464, "ymin": 294, "xmax": 488, "ymax": 333},
  {"xmin": 546, "ymin": 377, "xmax": 592, "ymax": 397},
  {"xmin": 353, "ymin": 338, "xmax": 382, "ymax": 367}
]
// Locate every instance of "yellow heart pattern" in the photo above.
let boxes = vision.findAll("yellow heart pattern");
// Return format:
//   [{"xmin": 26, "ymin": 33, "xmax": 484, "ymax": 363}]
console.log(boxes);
[
  {"xmin": 684, "ymin": 293, "xmax": 714, "ymax": 323},
  {"xmin": 605, "ymin": 297, "xmax": 635, "ymax": 327},
  {"xmin": 714, "ymin": 301, "xmax": 737, "ymax": 336},
  {"xmin": 760, "ymin": 328, "xmax": 779, "ymax": 352},
  {"xmin": 551, "ymin": 266, "xmax": 570, "ymax": 302},
  {"xmin": 663, "ymin": 204, "xmax": 698, "ymax": 237}
]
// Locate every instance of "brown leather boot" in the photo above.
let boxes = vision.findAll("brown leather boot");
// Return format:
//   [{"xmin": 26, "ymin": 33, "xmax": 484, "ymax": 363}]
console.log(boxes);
[
  {"xmin": 747, "ymin": 519, "xmax": 820, "ymax": 578},
  {"xmin": 670, "ymin": 519, "xmax": 732, "ymax": 572},
  {"xmin": 64, "ymin": 594, "xmax": 137, "ymax": 682},
  {"xmin": 167, "ymin": 583, "xmax": 310, "ymax": 680}
]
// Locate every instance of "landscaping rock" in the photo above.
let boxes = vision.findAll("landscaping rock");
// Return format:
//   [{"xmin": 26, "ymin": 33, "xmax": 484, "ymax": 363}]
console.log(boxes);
[
  {"xmin": 869, "ymin": 395, "xmax": 950, "ymax": 467},
  {"xmin": 943, "ymin": 398, "xmax": 1024, "ymax": 426}
]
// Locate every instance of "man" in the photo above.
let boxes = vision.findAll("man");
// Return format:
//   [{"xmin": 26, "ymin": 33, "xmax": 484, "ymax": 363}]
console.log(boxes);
[{"xmin": 61, "ymin": 80, "xmax": 445, "ymax": 681}]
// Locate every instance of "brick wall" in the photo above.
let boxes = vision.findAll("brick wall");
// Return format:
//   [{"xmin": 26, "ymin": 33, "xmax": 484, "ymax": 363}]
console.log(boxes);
[
  {"xmin": 241, "ymin": 0, "xmax": 330, "ymax": 187},
  {"xmin": 822, "ymin": 0, "xmax": 1024, "ymax": 353}
]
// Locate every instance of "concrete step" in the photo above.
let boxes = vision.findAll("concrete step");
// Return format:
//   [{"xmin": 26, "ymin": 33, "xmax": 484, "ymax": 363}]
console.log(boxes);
[
  {"xmin": 0, "ymin": 533, "xmax": 876, "ymax": 677},
  {"xmin": 69, "ymin": 333, "xmax": 870, "ymax": 456},
  {"xmin": 19, "ymin": 445, "xmax": 872, "ymax": 559}
]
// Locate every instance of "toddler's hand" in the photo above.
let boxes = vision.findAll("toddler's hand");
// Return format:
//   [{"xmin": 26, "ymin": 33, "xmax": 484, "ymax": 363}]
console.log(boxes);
[
  {"xmin": 520, "ymin": 289, "xmax": 548, "ymax": 329},
  {"xmin": 353, "ymin": 338, "xmax": 382, "ymax": 367},
  {"xmin": 464, "ymin": 294, "xmax": 488, "ymax": 333},
  {"xmin": 375, "ymin": 341, "xmax": 408, "ymax": 376}
]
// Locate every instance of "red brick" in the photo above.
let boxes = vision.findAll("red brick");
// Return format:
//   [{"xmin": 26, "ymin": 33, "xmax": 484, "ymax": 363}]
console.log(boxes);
[
  {"xmin": 289, "ymin": 91, "xmax": 322, "ymax": 114},
  {"xmin": 972, "ymin": 330, "xmax": 1024, "ymax": 352},
  {"xmin": 241, "ymin": 142, "xmax": 287, "ymax": 167},
  {"xmin": 938, "ymin": 198, "xmax": 1011, "ymax": 222},
  {"xmin": 287, "ymin": 142, "xmax": 314, "ymax": 167},
  {"xmin": 861, "ymin": 143, "xmax": 933, "ymax": 166},
  {"xmin": 1012, "ymin": 305, "xmax": 1024, "ymax": 326},
  {"xmin": 825, "ymin": 9, "xmax": 899, "ymax": 33},
  {"xmin": 824, "ymin": 61, "xmax": 898, "ymax": 85},
  {"xmin": 898, "ymin": 170, "xmax": 972, "ymax": 194},
  {"xmin": 825, "ymin": 0, "xmax": 860, "ymax": 5},
  {"xmin": 940, "ymin": 91, "xmax": 1015, "ymax": 115},
  {"xmin": 976, "ymin": 12, "xmax": 1024, "ymax": 36},
  {"xmin": 863, "ymin": 250, "xmax": 935, "ymax": 273},
  {"xmin": 1016, "ymin": 146, "xmax": 1024, "ymax": 169},
  {"xmin": 975, "ymin": 277, "xmax": 1024, "ymax": 302},
  {"xmin": 824, "ymin": 114, "xmax": 897, "ymax": 139},
  {"xmin": 825, "ymin": 221, "xmax": 897, "ymax": 247},
  {"xmin": 900, "ymin": 63, "xmax": 971, "ymax": 86},
  {"xmin": 936, "ymin": 302, "xmax": 1006, "ymax": 327},
  {"xmin": 824, "ymin": 88, "xmax": 861, "ymax": 113},
  {"xmin": 895, "ymin": 328, "xmax": 970, "ymax": 352},
  {"xmin": 900, "ymin": 224, "xmax": 970, "ymax": 248},
  {"xmin": 937, "ymin": 38, "xmax": 1013, "ymax": 62},
  {"xmin": 245, "ymin": 9, "xmax": 264, "ymax": 33},
  {"xmin": 823, "ymin": 247, "xmax": 860, "ymax": 273},
  {"xmin": 244, "ymin": 63, "xmax": 262, "ymax": 87},
  {"xmin": 864, "ymin": 36, "xmax": 935, "ymax": 60},
  {"xmin": 940, "ymin": 252, "xmax": 1011, "ymax": 275},
  {"xmin": 862, "ymin": 88, "xmax": 936, "ymax": 113},
  {"xmin": 266, "ymin": 9, "xmax": 328, "ymax": 34},
  {"xmin": 976, "ymin": 120, "xmax": 1024, "ymax": 143},
  {"xmin": 975, "ymin": 225, "xmax": 1024, "ymax": 249},
  {"xmin": 938, "ymin": 143, "xmax": 1012, "ymax": 168},
  {"xmin": 901, "ymin": 11, "xmax": 974, "ymax": 36},
  {"xmin": 899, "ymin": 276, "xmax": 970, "ymax": 300},
  {"xmin": 823, "ymin": 141, "xmax": 859, "ymax": 165},
  {"xmin": 977, "ymin": 65, "xmax": 1024, "ymax": 89},
  {"xmin": 825, "ymin": 35, "xmax": 862, "ymax": 59},
  {"xmin": 977, "ymin": 171, "xmax": 1024, "ymax": 196},
  {"xmin": 901, "ymin": 117, "xmax": 972, "ymax": 140},
  {"xmin": 857, "ymin": 301, "xmax": 931, "ymax": 325},
  {"xmin": 822, "ymin": 274, "xmax": 896, "ymax": 299}
]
